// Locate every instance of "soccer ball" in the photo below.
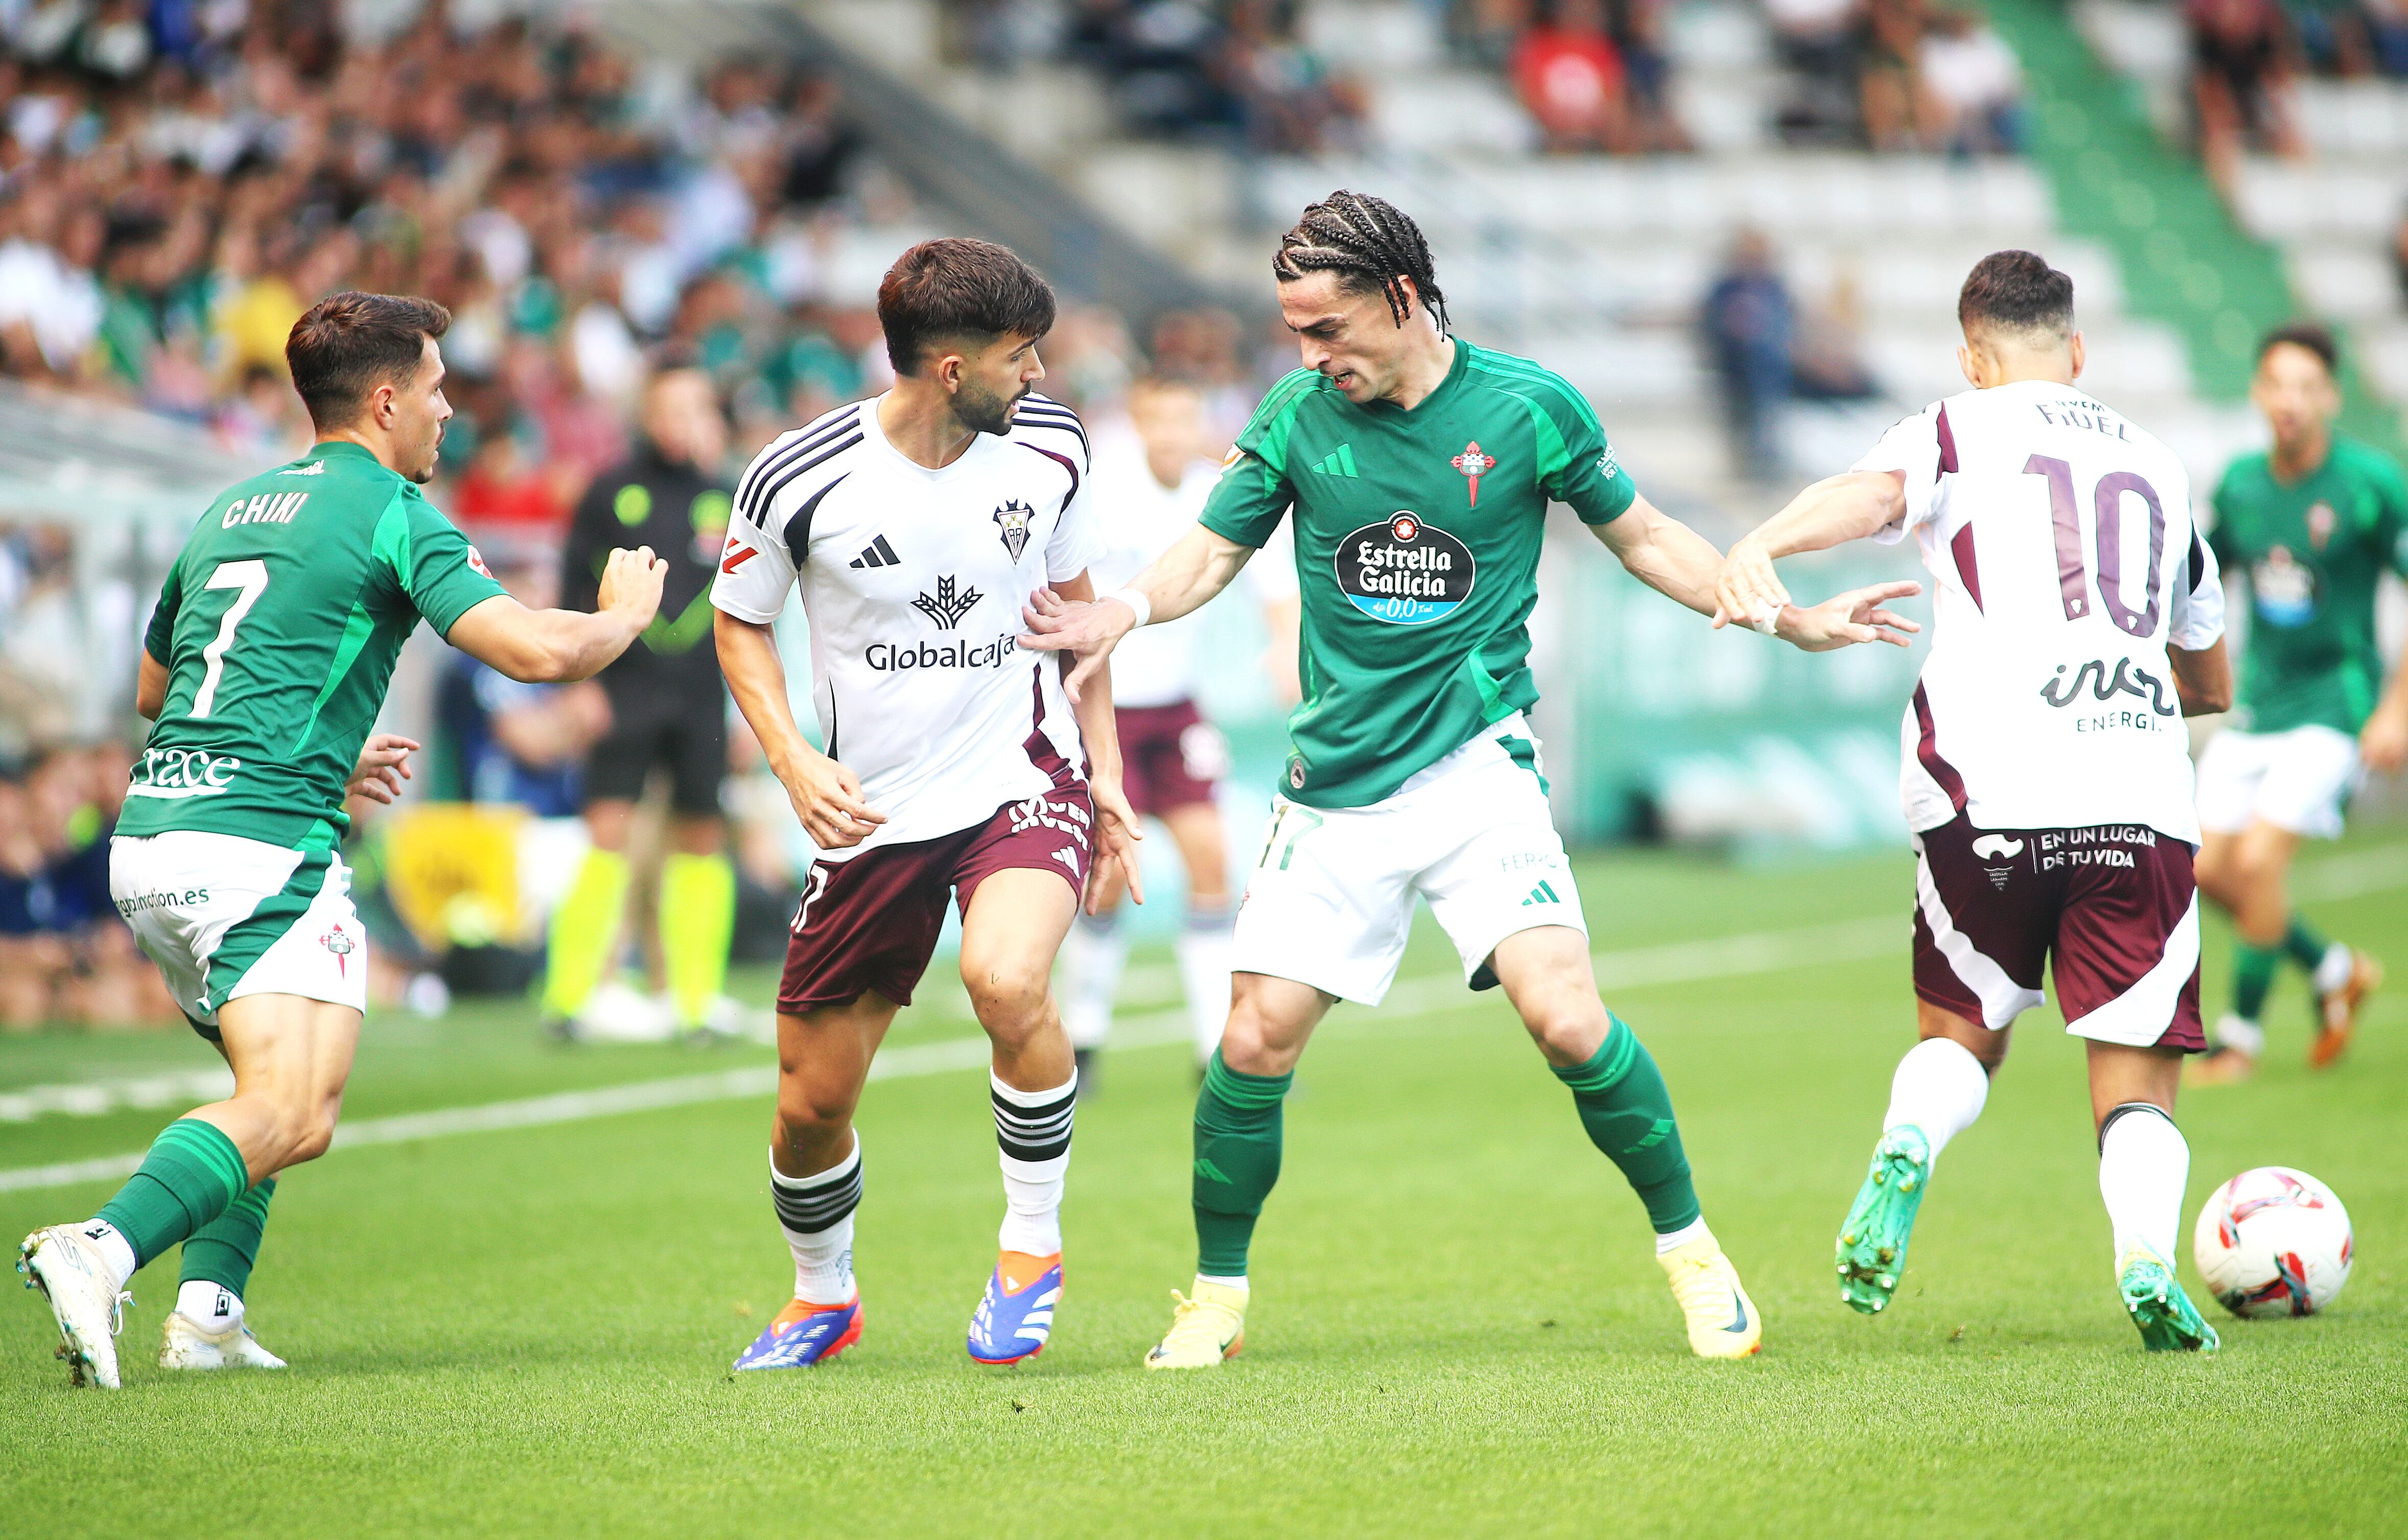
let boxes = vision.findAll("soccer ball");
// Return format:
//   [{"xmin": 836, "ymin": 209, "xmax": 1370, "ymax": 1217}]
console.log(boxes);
[{"xmin": 2192, "ymin": 1166, "xmax": 2354, "ymax": 1319}]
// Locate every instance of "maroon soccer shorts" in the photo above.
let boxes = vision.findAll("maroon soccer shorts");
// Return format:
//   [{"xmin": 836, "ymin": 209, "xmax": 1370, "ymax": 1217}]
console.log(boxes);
[
  {"xmin": 1910, "ymin": 816, "xmax": 2206, "ymax": 1052},
  {"xmin": 777, "ymin": 786, "xmax": 1093, "ymax": 1015},
  {"xmin": 1117, "ymin": 699, "xmax": 1227, "ymax": 819}
]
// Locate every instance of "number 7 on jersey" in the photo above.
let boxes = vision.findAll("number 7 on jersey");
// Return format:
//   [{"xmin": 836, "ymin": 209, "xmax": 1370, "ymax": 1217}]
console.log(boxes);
[{"xmin": 191, "ymin": 558, "xmax": 270, "ymax": 718}]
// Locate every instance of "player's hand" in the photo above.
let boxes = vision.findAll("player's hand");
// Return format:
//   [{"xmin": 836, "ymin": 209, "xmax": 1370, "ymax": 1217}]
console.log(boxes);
[
  {"xmin": 2361, "ymin": 704, "xmax": 2408, "ymax": 776},
  {"xmin": 1711, "ymin": 535, "xmax": 1792, "ymax": 634},
  {"xmin": 598, "ymin": 546, "xmax": 669, "ymax": 627},
  {"xmin": 1774, "ymin": 580, "xmax": 1923, "ymax": 652},
  {"xmin": 1018, "ymin": 587, "xmax": 1136, "ymax": 705},
  {"xmin": 345, "ymin": 733, "xmax": 420, "ymax": 805},
  {"xmin": 1086, "ymin": 773, "xmax": 1144, "ymax": 914},
  {"xmin": 778, "ymin": 750, "xmax": 887, "ymax": 850}
]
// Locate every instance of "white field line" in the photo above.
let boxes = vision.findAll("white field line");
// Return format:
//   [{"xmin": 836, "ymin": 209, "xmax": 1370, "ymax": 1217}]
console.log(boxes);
[{"xmin": 4, "ymin": 844, "xmax": 2400, "ymax": 1196}]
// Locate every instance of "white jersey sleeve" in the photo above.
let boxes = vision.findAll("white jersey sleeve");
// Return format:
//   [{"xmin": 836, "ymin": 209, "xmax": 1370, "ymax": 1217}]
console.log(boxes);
[
  {"xmin": 2167, "ymin": 524, "xmax": 2226, "ymax": 651},
  {"xmin": 712, "ymin": 403, "xmax": 863, "ymax": 622},
  {"xmin": 1850, "ymin": 404, "xmax": 1946, "ymax": 545},
  {"xmin": 709, "ymin": 510, "xmax": 799, "ymax": 623}
]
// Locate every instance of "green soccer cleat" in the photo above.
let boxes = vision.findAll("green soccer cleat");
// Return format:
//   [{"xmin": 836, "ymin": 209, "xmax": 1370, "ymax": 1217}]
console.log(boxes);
[
  {"xmin": 2118, "ymin": 1247, "xmax": 2219, "ymax": 1353},
  {"xmin": 1834, "ymin": 1125, "xmax": 1932, "ymax": 1316}
]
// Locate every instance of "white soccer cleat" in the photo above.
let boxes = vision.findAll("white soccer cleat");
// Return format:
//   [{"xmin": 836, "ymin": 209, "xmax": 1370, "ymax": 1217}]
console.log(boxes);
[
  {"xmin": 160, "ymin": 1310, "xmax": 287, "ymax": 1370},
  {"xmin": 572, "ymin": 981, "xmax": 679, "ymax": 1042},
  {"xmin": 18, "ymin": 1226, "xmax": 132, "ymax": 1390}
]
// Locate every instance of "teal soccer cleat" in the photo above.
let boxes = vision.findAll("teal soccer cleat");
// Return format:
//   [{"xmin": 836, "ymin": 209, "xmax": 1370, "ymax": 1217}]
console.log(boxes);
[
  {"xmin": 2118, "ymin": 1247, "xmax": 2219, "ymax": 1352},
  {"xmin": 1834, "ymin": 1125, "xmax": 1933, "ymax": 1315}
]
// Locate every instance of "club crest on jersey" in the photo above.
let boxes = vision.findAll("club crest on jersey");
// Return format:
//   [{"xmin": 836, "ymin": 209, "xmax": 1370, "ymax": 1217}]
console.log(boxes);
[
  {"xmin": 992, "ymin": 499, "xmax": 1034, "ymax": 562},
  {"xmin": 1336, "ymin": 512, "xmax": 1476, "ymax": 626},
  {"xmin": 1450, "ymin": 441, "xmax": 1496, "ymax": 507},
  {"xmin": 320, "ymin": 924, "xmax": 356, "ymax": 976},
  {"xmin": 911, "ymin": 575, "xmax": 984, "ymax": 631},
  {"xmin": 2306, "ymin": 501, "xmax": 2335, "ymax": 551}
]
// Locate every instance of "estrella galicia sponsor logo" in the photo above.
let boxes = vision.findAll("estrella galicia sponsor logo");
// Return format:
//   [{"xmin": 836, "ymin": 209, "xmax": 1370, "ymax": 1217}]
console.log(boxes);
[
  {"xmin": 864, "ymin": 632, "xmax": 1019, "ymax": 673},
  {"xmin": 1336, "ymin": 512, "xmax": 1474, "ymax": 625},
  {"xmin": 2251, "ymin": 546, "xmax": 2317, "ymax": 627},
  {"xmin": 909, "ymin": 574, "xmax": 983, "ymax": 630},
  {"xmin": 992, "ymin": 499, "xmax": 1034, "ymax": 562},
  {"xmin": 2040, "ymin": 657, "xmax": 2177, "ymax": 722},
  {"xmin": 125, "ymin": 746, "xmax": 242, "ymax": 800}
]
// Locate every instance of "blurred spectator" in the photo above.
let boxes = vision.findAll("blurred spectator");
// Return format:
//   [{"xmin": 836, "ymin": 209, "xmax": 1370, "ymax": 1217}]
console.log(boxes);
[
  {"xmin": 1920, "ymin": 9, "xmax": 2025, "ymax": 156},
  {"xmin": 2188, "ymin": 0, "xmax": 2306, "ymax": 192},
  {"xmin": 1791, "ymin": 268, "xmax": 1880, "ymax": 402},
  {"xmin": 2370, "ymin": 0, "xmax": 2408, "ymax": 74},
  {"xmin": 2393, "ymin": 201, "xmax": 2408, "ymax": 305},
  {"xmin": 1700, "ymin": 228, "xmax": 1795, "ymax": 483},
  {"xmin": 437, "ymin": 553, "xmax": 611, "ymax": 819},
  {"xmin": 0, "ymin": 524, "xmax": 80, "ymax": 759},
  {"xmin": 1765, "ymin": 0, "xmax": 1865, "ymax": 144},
  {"xmin": 0, "ymin": 747, "xmax": 178, "ymax": 1030},
  {"xmin": 1511, "ymin": 0, "xmax": 1635, "ymax": 153},
  {"xmin": 1615, "ymin": 0, "xmax": 1690, "ymax": 152},
  {"xmin": 1857, "ymin": 0, "xmax": 1933, "ymax": 151},
  {"xmin": 453, "ymin": 426, "xmax": 568, "ymax": 540}
]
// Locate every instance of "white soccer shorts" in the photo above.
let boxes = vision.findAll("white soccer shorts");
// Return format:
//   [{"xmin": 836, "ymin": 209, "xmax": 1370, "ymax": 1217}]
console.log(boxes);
[
  {"xmin": 110, "ymin": 831, "xmax": 368, "ymax": 1037},
  {"xmin": 1230, "ymin": 713, "xmax": 1586, "ymax": 1005},
  {"xmin": 2194, "ymin": 725, "xmax": 2362, "ymax": 841}
]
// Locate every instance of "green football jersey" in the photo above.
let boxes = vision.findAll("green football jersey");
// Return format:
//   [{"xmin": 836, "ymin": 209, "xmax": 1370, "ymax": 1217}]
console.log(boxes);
[
  {"xmin": 2209, "ymin": 435, "xmax": 2408, "ymax": 735},
  {"xmin": 121, "ymin": 440, "xmax": 508, "ymax": 848},
  {"xmin": 1201, "ymin": 340, "xmax": 1635, "ymax": 808}
]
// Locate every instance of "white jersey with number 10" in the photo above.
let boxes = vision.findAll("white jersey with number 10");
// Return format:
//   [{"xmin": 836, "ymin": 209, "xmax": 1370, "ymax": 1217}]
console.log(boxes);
[{"xmin": 1852, "ymin": 379, "xmax": 2226, "ymax": 842}]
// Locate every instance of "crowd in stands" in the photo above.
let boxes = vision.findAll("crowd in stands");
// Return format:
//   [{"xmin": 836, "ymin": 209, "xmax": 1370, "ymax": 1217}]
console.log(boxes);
[
  {"xmin": 2186, "ymin": 0, "xmax": 2408, "ymax": 190},
  {"xmin": 0, "ymin": 742, "xmax": 177, "ymax": 1029},
  {"xmin": 1757, "ymin": 0, "xmax": 2025, "ymax": 152}
]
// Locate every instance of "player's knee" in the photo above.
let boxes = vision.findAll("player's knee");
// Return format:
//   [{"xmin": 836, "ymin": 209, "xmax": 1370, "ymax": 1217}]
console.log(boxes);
[
  {"xmin": 1523, "ymin": 998, "xmax": 1607, "ymax": 1063},
  {"xmin": 775, "ymin": 1079, "xmax": 857, "ymax": 1137},
  {"xmin": 962, "ymin": 956, "xmax": 1051, "ymax": 1033}
]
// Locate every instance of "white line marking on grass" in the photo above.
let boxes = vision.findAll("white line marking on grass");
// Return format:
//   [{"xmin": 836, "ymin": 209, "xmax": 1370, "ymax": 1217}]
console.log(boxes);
[{"xmin": 5, "ymin": 851, "xmax": 2396, "ymax": 1196}]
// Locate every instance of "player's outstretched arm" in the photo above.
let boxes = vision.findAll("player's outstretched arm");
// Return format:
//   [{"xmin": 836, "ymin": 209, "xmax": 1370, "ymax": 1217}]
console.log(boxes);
[
  {"xmin": 713, "ymin": 610, "xmax": 886, "ymax": 850},
  {"xmin": 2170, "ymin": 639, "xmax": 2235, "ymax": 718},
  {"xmin": 1596, "ymin": 489, "xmax": 1919, "ymax": 652},
  {"xmin": 448, "ymin": 546, "xmax": 669, "ymax": 684},
  {"xmin": 1713, "ymin": 471, "xmax": 1907, "ymax": 629},
  {"xmin": 1019, "ymin": 523, "xmax": 1256, "ymax": 704},
  {"xmin": 1048, "ymin": 570, "xmax": 1145, "ymax": 912}
]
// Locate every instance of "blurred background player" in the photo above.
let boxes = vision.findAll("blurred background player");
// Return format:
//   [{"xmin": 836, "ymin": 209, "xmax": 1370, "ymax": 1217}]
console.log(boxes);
[
  {"xmin": 1027, "ymin": 192, "xmax": 1918, "ymax": 1370},
  {"xmin": 17, "ymin": 292, "xmax": 664, "ymax": 1389},
  {"xmin": 1061, "ymin": 375, "xmax": 1244, "ymax": 1088},
  {"xmin": 542, "ymin": 364, "xmax": 743, "ymax": 1041},
  {"xmin": 2188, "ymin": 325, "xmax": 2404, "ymax": 1083},
  {"xmin": 1715, "ymin": 250, "xmax": 2235, "ymax": 1352}
]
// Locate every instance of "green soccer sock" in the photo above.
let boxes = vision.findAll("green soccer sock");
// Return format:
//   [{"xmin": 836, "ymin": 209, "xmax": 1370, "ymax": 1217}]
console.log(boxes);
[
  {"xmin": 2232, "ymin": 941, "xmax": 2280, "ymax": 1026},
  {"xmin": 2282, "ymin": 915, "xmax": 2333, "ymax": 976},
  {"xmin": 1552, "ymin": 1014, "xmax": 1703, "ymax": 1234},
  {"xmin": 1192, "ymin": 1052, "xmax": 1293, "ymax": 1278},
  {"xmin": 178, "ymin": 1177, "xmax": 276, "ymax": 1298},
  {"xmin": 542, "ymin": 847, "xmax": 631, "ymax": 1020},
  {"xmin": 93, "ymin": 1117, "xmax": 250, "ymax": 1271},
  {"xmin": 661, "ymin": 851, "xmax": 736, "ymax": 1028}
]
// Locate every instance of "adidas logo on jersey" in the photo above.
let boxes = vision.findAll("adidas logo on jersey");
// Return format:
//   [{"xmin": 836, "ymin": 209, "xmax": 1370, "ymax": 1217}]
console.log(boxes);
[
  {"xmin": 850, "ymin": 535, "xmax": 901, "ymax": 570},
  {"xmin": 278, "ymin": 459, "xmax": 326, "ymax": 475},
  {"xmin": 1308, "ymin": 445, "xmax": 1359, "ymax": 477},
  {"xmin": 1522, "ymin": 880, "xmax": 1562, "ymax": 906}
]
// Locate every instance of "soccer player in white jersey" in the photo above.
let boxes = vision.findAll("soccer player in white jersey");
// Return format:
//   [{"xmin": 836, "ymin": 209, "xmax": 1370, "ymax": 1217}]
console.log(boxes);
[
  {"xmin": 1060, "ymin": 376, "xmax": 1265, "ymax": 1086},
  {"xmin": 711, "ymin": 239, "xmax": 1141, "ymax": 1370},
  {"xmin": 1713, "ymin": 250, "xmax": 2238, "ymax": 1351}
]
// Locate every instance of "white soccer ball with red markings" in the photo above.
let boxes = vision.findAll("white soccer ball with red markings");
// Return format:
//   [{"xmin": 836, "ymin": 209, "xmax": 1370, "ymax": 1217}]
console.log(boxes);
[{"xmin": 2192, "ymin": 1166, "xmax": 2354, "ymax": 1319}]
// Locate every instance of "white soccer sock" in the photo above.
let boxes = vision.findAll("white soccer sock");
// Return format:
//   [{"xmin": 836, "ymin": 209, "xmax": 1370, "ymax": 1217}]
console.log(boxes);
[
  {"xmin": 2213, "ymin": 1012, "xmax": 2266, "ymax": 1057},
  {"xmin": 2314, "ymin": 943, "xmax": 2355, "ymax": 996},
  {"xmin": 1061, "ymin": 912, "xmax": 1126, "ymax": 1052},
  {"xmin": 770, "ymin": 1141, "xmax": 862, "ymax": 1306},
  {"xmin": 2097, "ymin": 1103, "xmax": 2188, "ymax": 1268},
  {"xmin": 175, "ymin": 1278, "xmax": 243, "ymax": 1329},
  {"xmin": 1195, "ymin": 1273, "xmax": 1249, "ymax": 1293},
  {"xmin": 1654, "ymin": 1216, "xmax": 1712, "ymax": 1256},
  {"xmin": 992, "ymin": 1071, "xmax": 1076, "ymax": 1256},
  {"xmin": 1881, "ymin": 1037, "xmax": 1991, "ymax": 1162},
  {"xmin": 1176, "ymin": 900, "xmax": 1235, "ymax": 1064},
  {"xmin": 81, "ymin": 1220, "xmax": 136, "ymax": 1287}
]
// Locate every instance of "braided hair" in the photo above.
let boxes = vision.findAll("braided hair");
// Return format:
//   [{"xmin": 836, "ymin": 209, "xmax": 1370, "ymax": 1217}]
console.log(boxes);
[{"xmin": 1271, "ymin": 191, "xmax": 1448, "ymax": 334}]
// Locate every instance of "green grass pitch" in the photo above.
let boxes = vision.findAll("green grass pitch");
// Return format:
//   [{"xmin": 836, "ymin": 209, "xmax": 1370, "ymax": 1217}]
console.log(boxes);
[{"xmin": 3, "ymin": 833, "xmax": 2403, "ymax": 1536}]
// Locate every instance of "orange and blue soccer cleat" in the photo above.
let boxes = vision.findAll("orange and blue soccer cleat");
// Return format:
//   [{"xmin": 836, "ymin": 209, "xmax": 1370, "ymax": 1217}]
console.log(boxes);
[
  {"xmin": 731, "ymin": 1293, "xmax": 862, "ymax": 1371},
  {"xmin": 967, "ymin": 1251, "xmax": 1060, "ymax": 1365}
]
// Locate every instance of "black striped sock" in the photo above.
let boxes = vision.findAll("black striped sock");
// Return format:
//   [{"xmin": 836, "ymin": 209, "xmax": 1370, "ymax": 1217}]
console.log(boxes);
[
  {"xmin": 771, "ymin": 1146, "xmax": 863, "ymax": 1235},
  {"xmin": 993, "ymin": 1079, "xmax": 1076, "ymax": 1163}
]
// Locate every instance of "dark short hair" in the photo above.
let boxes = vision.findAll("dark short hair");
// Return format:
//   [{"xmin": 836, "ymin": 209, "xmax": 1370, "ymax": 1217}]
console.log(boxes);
[
  {"xmin": 285, "ymin": 292, "xmax": 451, "ymax": 430},
  {"xmin": 2257, "ymin": 321, "xmax": 2339, "ymax": 375},
  {"xmin": 1957, "ymin": 249, "xmax": 2074, "ymax": 338},
  {"xmin": 876, "ymin": 238, "xmax": 1056, "ymax": 377}
]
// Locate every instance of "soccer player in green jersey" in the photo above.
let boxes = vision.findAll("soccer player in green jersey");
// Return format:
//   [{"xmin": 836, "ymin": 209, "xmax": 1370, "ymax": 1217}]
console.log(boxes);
[
  {"xmin": 17, "ymin": 293, "xmax": 667, "ymax": 1388},
  {"xmin": 1022, "ymin": 192, "xmax": 1919, "ymax": 1365},
  {"xmin": 2189, "ymin": 325, "xmax": 2404, "ymax": 1084}
]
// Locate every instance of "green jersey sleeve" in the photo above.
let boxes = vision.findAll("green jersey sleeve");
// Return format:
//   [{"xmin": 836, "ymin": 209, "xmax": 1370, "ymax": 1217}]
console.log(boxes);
[
  {"xmin": 379, "ymin": 488, "xmax": 508, "ymax": 636},
  {"xmin": 1200, "ymin": 369, "xmax": 1319, "ymax": 548},
  {"xmin": 2368, "ymin": 452, "xmax": 2408, "ymax": 576},
  {"xmin": 1534, "ymin": 386, "xmax": 1636, "ymax": 525},
  {"xmin": 144, "ymin": 557, "xmax": 183, "ymax": 664}
]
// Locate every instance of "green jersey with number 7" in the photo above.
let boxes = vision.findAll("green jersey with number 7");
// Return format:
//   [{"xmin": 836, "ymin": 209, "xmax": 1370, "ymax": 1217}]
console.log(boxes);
[{"xmin": 120, "ymin": 438, "xmax": 507, "ymax": 850}]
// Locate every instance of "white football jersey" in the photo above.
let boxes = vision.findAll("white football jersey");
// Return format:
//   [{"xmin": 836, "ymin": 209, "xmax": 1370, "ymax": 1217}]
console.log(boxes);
[
  {"xmin": 1852, "ymin": 379, "xmax": 2226, "ymax": 841},
  {"xmin": 711, "ymin": 392, "xmax": 1105, "ymax": 860},
  {"xmin": 1084, "ymin": 426, "xmax": 1218, "ymax": 709}
]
